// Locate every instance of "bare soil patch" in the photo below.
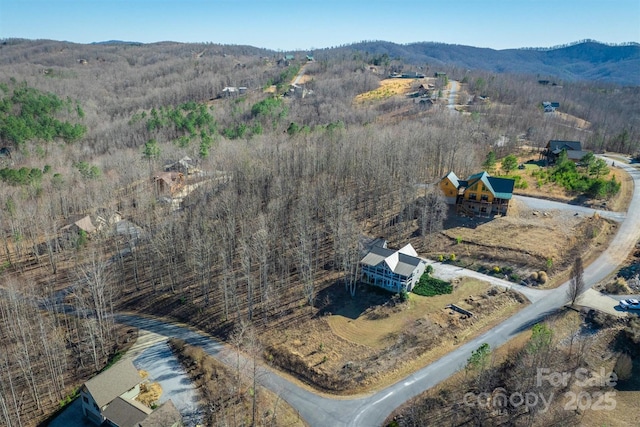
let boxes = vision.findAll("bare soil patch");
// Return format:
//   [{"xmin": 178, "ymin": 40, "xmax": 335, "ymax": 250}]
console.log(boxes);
[
  {"xmin": 427, "ymin": 199, "xmax": 617, "ymax": 286},
  {"xmin": 263, "ymin": 278, "xmax": 527, "ymax": 394},
  {"xmin": 555, "ymin": 111, "xmax": 592, "ymax": 130}
]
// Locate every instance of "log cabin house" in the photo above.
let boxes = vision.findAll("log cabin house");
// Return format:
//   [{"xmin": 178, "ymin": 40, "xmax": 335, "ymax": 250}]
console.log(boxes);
[{"xmin": 440, "ymin": 171, "xmax": 515, "ymax": 218}]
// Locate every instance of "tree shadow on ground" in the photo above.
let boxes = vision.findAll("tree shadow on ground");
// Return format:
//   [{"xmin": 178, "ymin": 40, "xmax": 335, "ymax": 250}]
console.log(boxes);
[
  {"xmin": 315, "ymin": 280, "xmax": 395, "ymax": 320},
  {"xmin": 442, "ymin": 205, "xmax": 495, "ymax": 231}
]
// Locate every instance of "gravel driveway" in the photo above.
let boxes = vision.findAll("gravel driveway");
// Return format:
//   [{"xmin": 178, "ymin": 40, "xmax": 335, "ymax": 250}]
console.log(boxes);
[
  {"xmin": 134, "ymin": 341, "xmax": 201, "ymax": 426},
  {"xmin": 514, "ymin": 194, "xmax": 626, "ymax": 222},
  {"xmin": 49, "ymin": 331, "xmax": 202, "ymax": 427}
]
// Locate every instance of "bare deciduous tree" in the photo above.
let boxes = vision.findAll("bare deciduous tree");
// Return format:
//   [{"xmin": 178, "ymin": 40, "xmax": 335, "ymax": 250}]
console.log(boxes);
[{"xmin": 568, "ymin": 256, "xmax": 585, "ymax": 305}]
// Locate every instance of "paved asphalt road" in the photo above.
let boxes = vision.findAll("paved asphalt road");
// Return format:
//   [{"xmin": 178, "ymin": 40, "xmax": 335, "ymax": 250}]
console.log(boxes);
[
  {"xmin": 447, "ymin": 80, "xmax": 459, "ymax": 110},
  {"xmin": 118, "ymin": 160, "xmax": 640, "ymax": 427}
]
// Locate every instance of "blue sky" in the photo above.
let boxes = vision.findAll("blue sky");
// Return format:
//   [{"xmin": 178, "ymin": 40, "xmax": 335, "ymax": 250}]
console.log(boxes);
[{"xmin": 1, "ymin": 0, "xmax": 638, "ymax": 50}]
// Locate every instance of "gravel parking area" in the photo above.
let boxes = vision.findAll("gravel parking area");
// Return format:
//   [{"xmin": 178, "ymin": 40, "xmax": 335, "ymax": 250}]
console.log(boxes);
[
  {"xmin": 575, "ymin": 288, "xmax": 628, "ymax": 317},
  {"xmin": 133, "ymin": 340, "xmax": 201, "ymax": 426}
]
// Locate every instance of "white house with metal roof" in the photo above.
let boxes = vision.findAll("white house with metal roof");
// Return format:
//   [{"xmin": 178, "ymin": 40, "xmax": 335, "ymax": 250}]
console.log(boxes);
[{"xmin": 360, "ymin": 241, "xmax": 427, "ymax": 293}]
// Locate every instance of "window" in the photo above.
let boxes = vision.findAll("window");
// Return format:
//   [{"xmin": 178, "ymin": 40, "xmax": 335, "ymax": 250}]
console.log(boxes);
[
  {"xmin": 481, "ymin": 194, "xmax": 488, "ymax": 201},
  {"xmin": 469, "ymin": 193, "xmax": 477, "ymax": 200}
]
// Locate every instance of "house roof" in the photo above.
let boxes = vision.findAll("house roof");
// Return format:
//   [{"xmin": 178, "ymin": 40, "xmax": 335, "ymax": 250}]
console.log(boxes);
[
  {"xmin": 547, "ymin": 140, "xmax": 582, "ymax": 152},
  {"xmin": 165, "ymin": 156, "xmax": 197, "ymax": 173},
  {"xmin": 83, "ymin": 359, "xmax": 142, "ymax": 408},
  {"xmin": 154, "ymin": 171, "xmax": 183, "ymax": 187},
  {"xmin": 566, "ymin": 150, "xmax": 591, "ymax": 160},
  {"xmin": 138, "ymin": 400, "xmax": 182, "ymax": 427},
  {"xmin": 61, "ymin": 215, "xmax": 97, "ymax": 234},
  {"xmin": 102, "ymin": 396, "xmax": 152, "ymax": 427},
  {"xmin": 360, "ymin": 243, "xmax": 424, "ymax": 278},
  {"xmin": 465, "ymin": 171, "xmax": 515, "ymax": 200},
  {"xmin": 442, "ymin": 171, "xmax": 460, "ymax": 189}
]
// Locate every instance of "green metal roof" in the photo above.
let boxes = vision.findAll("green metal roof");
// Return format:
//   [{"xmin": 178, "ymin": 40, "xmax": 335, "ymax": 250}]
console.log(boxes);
[{"xmin": 466, "ymin": 171, "xmax": 515, "ymax": 200}]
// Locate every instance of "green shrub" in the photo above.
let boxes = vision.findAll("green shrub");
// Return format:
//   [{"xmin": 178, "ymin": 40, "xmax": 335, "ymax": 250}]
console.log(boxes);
[{"xmin": 413, "ymin": 274, "xmax": 453, "ymax": 297}]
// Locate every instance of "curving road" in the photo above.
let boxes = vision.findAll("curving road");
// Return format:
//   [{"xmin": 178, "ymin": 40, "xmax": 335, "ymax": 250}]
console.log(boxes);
[{"xmin": 118, "ymin": 160, "xmax": 640, "ymax": 427}]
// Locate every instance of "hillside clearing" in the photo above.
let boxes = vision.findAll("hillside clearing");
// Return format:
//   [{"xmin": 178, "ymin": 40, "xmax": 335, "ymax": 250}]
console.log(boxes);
[
  {"xmin": 263, "ymin": 278, "xmax": 527, "ymax": 394},
  {"xmin": 354, "ymin": 77, "xmax": 429, "ymax": 103}
]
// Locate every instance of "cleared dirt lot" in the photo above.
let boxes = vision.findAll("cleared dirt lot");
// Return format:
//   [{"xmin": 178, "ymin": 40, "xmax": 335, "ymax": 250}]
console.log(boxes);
[
  {"xmin": 421, "ymin": 198, "xmax": 617, "ymax": 287},
  {"xmin": 263, "ymin": 278, "xmax": 526, "ymax": 394}
]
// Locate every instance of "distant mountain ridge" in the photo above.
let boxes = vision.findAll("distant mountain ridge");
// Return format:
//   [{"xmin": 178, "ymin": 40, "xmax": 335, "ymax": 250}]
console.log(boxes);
[
  {"xmin": 6, "ymin": 38, "xmax": 638, "ymax": 86},
  {"xmin": 343, "ymin": 40, "xmax": 640, "ymax": 86}
]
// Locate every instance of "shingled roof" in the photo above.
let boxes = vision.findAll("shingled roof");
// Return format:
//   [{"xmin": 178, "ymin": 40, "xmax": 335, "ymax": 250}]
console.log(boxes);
[
  {"xmin": 101, "ymin": 396, "xmax": 151, "ymax": 427},
  {"xmin": 83, "ymin": 359, "xmax": 142, "ymax": 408},
  {"xmin": 360, "ymin": 243, "xmax": 424, "ymax": 277},
  {"xmin": 138, "ymin": 400, "xmax": 182, "ymax": 427}
]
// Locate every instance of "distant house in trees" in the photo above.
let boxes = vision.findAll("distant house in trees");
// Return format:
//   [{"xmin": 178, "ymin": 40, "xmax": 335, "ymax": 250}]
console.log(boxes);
[
  {"xmin": 542, "ymin": 101, "xmax": 560, "ymax": 112},
  {"xmin": 360, "ymin": 241, "xmax": 427, "ymax": 293},
  {"xmin": 417, "ymin": 83, "xmax": 435, "ymax": 96},
  {"xmin": 543, "ymin": 140, "xmax": 589, "ymax": 165},
  {"xmin": 80, "ymin": 359, "xmax": 182, "ymax": 426},
  {"xmin": 153, "ymin": 171, "xmax": 185, "ymax": 196},
  {"xmin": 439, "ymin": 171, "xmax": 515, "ymax": 217},
  {"xmin": 277, "ymin": 55, "xmax": 295, "ymax": 67},
  {"xmin": 61, "ymin": 215, "xmax": 97, "ymax": 235},
  {"xmin": 220, "ymin": 87, "xmax": 239, "ymax": 98},
  {"xmin": 164, "ymin": 156, "xmax": 202, "ymax": 176}
]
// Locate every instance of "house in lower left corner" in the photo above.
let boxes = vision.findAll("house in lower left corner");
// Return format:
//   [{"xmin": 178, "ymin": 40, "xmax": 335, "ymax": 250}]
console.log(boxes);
[
  {"xmin": 80, "ymin": 359, "xmax": 183, "ymax": 427},
  {"xmin": 80, "ymin": 359, "xmax": 148, "ymax": 426},
  {"xmin": 360, "ymin": 241, "xmax": 427, "ymax": 293}
]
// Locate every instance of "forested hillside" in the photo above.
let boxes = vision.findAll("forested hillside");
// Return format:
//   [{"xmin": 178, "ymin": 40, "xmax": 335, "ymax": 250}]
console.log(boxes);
[
  {"xmin": 0, "ymin": 38, "xmax": 638, "ymax": 426},
  {"xmin": 338, "ymin": 40, "xmax": 640, "ymax": 86}
]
